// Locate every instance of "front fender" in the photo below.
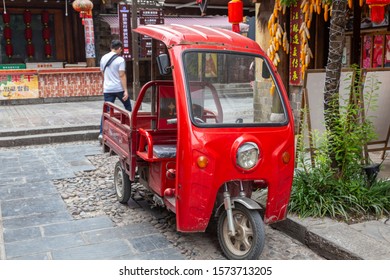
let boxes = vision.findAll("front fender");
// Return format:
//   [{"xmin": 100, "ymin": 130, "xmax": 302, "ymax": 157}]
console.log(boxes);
[{"xmin": 215, "ymin": 197, "xmax": 262, "ymax": 217}]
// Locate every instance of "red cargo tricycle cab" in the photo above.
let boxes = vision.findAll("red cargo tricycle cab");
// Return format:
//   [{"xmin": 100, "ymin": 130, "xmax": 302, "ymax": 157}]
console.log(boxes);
[{"xmin": 102, "ymin": 25, "xmax": 294, "ymax": 260}]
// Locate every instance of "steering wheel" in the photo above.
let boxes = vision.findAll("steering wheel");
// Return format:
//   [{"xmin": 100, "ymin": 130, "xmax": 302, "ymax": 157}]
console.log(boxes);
[{"xmin": 194, "ymin": 117, "xmax": 205, "ymax": 123}]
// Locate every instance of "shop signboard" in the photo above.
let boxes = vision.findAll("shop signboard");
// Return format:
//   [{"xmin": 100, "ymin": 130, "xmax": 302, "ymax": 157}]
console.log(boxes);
[
  {"xmin": 0, "ymin": 70, "xmax": 39, "ymax": 99},
  {"xmin": 289, "ymin": 2, "xmax": 303, "ymax": 86},
  {"xmin": 139, "ymin": 9, "xmax": 165, "ymax": 57},
  {"xmin": 84, "ymin": 18, "xmax": 96, "ymax": 59},
  {"xmin": 118, "ymin": 3, "xmax": 132, "ymax": 61},
  {"xmin": 0, "ymin": 64, "xmax": 26, "ymax": 70}
]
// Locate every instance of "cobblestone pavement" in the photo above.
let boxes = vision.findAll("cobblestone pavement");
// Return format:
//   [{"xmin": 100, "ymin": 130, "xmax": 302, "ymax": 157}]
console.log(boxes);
[
  {"xmin": 53, "ymin": 144, "xmax": 323, "ymax": 260},
  {"xmin": 0, "ymin": 141, "xmax": 323, "ymax": 260}
]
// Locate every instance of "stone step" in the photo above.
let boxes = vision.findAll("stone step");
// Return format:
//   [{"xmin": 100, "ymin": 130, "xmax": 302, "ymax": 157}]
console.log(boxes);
[
  {"xmin": 0, "ymin": 124, "xmax": 99, "ymax": 137},
  {"xmin": 0, "ymin": 130, "xmax": 100, "ymax": 147}
]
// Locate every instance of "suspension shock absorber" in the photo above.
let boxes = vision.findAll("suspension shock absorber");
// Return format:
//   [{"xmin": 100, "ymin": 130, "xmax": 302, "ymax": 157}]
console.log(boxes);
[
  {"xmin": 239, "ymin": 181, "xmax": 246, "ymax": 197},
  {"xmin": 223, "ymin": 183, "xmax": 236, "ymax": 236}
]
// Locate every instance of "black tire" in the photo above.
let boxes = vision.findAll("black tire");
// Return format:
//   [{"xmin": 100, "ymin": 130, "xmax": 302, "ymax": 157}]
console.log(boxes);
[
  {"xmin": 217, "ymin": 203, "xmax": 265, "ymax": 260},
  {"xmin": 114, "ymin": 161, "xmax": 132, "ymax": 204}
]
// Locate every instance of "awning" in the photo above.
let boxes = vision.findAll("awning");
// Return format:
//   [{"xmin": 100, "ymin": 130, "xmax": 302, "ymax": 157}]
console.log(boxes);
[
  {"xmin": 100, "ymin": 15, "xmax": 249, "ymax": 35},
  {"xmin": 100, "ymin": 15, "xmax": 120, "ymax": 34}
]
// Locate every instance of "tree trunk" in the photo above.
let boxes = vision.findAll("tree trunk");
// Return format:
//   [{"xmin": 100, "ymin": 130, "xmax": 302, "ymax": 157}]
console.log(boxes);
[{"xmin": 323, "ymin": 0, "xmax": 348, "ymax": 170}]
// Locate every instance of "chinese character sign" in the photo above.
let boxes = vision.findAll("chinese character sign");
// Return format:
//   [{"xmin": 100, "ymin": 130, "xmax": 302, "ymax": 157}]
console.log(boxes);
[
  {"xmin": 119, "ymin": 4, "xmax": 132, "ymax": 61},
  {"xmin": 289, "ymin": 3, "xmax": 302, "ymax": 86},
  {"xmin": 84, "ymin": 18, "xmax": 96, "ymax": 59},
  {"xmin": 139, "ymin": 9, "xmax": 165, "ymax": 57},
  {"xmin": 0, "ymin": 71, "xmax": 39, "ymax": 99}
]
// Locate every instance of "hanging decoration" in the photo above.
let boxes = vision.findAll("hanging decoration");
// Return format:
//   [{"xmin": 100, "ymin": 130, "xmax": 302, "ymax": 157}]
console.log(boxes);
[
  {"xmin": 196, "ymin": 0, "xmax": 208, "ymax": 16},
  {"xmin": 2, "ymin": 12, "xmax": 13, "ymax": 58},
  {"xmin": 366, "ymin": 0, "xmax": 390, "ymax": 23},
  {"xmin": 267, "ymin": 0, "xmax": 366, "ymax": 84},
  {"xmin": 24, "ymin": 9, "xmax": 34, "ymax": 58},
  {"xmin": 228, "ymin": 0, "xmax": 243, "ymax": 33},
  {"xmin": 2, "ymin": 0, "xmax": 6, "ymax": 14},
  {"xmin": 72, "ymin": 0, "xmax": 94, "ymax": 25},
  {"xmin": 41, "ymin": 10, "xmax": 52, "ymax": 58}
]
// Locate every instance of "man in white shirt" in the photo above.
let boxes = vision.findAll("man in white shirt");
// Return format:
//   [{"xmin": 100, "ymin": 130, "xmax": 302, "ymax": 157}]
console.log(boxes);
[{"xmin": 98, "ymin": 39, "xmax": 131, "ymax": 142}]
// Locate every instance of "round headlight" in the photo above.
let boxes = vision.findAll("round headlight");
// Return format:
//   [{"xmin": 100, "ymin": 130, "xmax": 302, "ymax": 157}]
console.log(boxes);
[{"xmin": 236, "ymin": 142, "xmax": 259, "ymax": 170}]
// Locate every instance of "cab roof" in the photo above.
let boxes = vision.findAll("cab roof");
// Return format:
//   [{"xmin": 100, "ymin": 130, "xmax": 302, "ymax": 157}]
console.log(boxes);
[{"xmin": 133, "ymin": 24, "xmax": 261, "ymax": 52}]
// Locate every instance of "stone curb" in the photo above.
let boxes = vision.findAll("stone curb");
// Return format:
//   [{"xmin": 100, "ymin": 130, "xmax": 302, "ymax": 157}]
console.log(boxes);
[
  {"xmin": 0, "ymin": 130, "xmax": 100, "ymax": 148},
  {"xmin": 0, "ymin": 125, "xmax": 100, "ymax": 137},
  {"xmin": 272, "ymin": 216, "xmax": 361, "ymax": 260}
]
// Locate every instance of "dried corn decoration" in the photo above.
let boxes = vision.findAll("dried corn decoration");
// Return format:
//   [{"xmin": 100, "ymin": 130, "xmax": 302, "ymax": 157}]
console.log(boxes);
[
  {"xmin": 266, "ymin": 1, "xmax": 289, "ymax": 95},
  {"xmin": 299, "ymin": 0, "xmax": 316, "ymax": 77},
  {"xmin": 267, "ymin": 0, "xmax": 365, "ymax": 85},
  {"xmin": 267, "ymin": 0, "xmax": 289, "ymax": 68}
]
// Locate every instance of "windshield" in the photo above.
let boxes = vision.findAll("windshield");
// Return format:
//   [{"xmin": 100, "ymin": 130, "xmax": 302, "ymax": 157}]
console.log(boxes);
[{"xmin": 183, "ymin": 51, "xmax": 288, "ymax": 127}]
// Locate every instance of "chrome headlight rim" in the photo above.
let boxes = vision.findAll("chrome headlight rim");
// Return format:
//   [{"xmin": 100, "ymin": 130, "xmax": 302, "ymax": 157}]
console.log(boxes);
[{"xmin": 236, "ymin": 142, "xmax": 260, "ymax": 170}]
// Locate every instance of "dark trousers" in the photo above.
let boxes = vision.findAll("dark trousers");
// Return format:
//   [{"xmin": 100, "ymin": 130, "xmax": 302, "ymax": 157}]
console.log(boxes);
[{"xmin": 100, "ymin": 91, "xmax": 132, "ymax": 134}]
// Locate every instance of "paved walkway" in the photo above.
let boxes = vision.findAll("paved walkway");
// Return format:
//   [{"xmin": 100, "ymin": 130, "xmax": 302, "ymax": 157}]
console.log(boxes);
[
  {"xmin": 0, "ymin": 142, "xmax": 183, "ymax": 260},
  {"xmin": 0, "ymin": 101, "xmax": 102, "ymax": 132},
  {"xmin": 0, "ymin": 100, "xmax": 390, "ymax": 259}
]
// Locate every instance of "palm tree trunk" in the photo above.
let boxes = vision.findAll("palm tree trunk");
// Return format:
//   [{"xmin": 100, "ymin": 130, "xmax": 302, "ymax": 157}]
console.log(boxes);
[{"xmin": 324, "ymin": 0, "xmax": 348, "ymax": 171}]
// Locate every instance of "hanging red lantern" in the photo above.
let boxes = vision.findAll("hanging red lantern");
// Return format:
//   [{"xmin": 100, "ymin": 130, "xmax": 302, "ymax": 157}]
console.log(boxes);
[
  {"xmin": 72, "ymin": 0, "xmax": 93, "ymax": 24},
  {"xmin": 2, "ymin": 13, "xmax": 10, "ymax": 24},
  {"xmin": 24, "ymin": 9, "xmax": 34, "ymax": 58},
  {"xmin": 3, "ymin": 12, "xmax": 12, "ymax": 59},
  {"xmin": 72, "ymin": 0, "xmax": 93, "ymax": 12},
  {"xmin": 5, "ymin": 44, "xmax": 13, "ymax": 58},
  {"xmin": 366, "ymin": 0, "xmax": 390, "ymax": 23},
  {"xmin": 228, "ymin": 0, "xmax": 243, "ymax": 33},
  {"xmin": 25, "ymin": 27, "xmax": 33, "ymax": 40},
  {"xmin": 41, "ymin": 10, "xmax": 52, "ymax": 58},
  {"xmin": 42, "ymin": 27, "xmax": 50, "ymax": 41},
  {"xmin": 26, "ymin": 43, "xmax": 35, "ymax": 58},
  {"xmin": 44, "ymin": 44, "xmax": 52, "ymax": 58},
  {"xmin": 23, "ymin": 9, "xmax": 32, "ymax": 25},
  {"xmin": 41, "ymin": 10, "xmax": 49, "ymax": 24},
  {"xmin": 3, "ymin": 26, "xmax": 11, "ymax": 40}
]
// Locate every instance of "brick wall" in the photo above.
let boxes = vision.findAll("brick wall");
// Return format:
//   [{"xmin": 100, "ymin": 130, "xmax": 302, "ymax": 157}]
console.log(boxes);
[{"xmin": 38, "ymin": 68, "xmax": 103, "ymax": 98}]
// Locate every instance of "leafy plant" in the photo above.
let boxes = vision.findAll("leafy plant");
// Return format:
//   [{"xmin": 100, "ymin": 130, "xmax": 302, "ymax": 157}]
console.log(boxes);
[{"xmin": 290, "ymin": 66, "xmax": 390, "ymax": 222}]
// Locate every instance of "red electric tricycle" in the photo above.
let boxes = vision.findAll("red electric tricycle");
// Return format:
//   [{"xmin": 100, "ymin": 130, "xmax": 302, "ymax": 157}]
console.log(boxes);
[{"xmin": 102, "ymin": 25, "xmax": 294, "ymax": 260}]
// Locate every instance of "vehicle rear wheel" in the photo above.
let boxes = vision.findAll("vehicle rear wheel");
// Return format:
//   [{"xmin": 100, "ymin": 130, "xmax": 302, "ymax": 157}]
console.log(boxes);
[
  {"xmin": 217, "ymin": 203, "xmax": 265, "ymax": 260},
  {"xmin": 114, "ymin": 161, "xmax": 132, "ymax": 204}
]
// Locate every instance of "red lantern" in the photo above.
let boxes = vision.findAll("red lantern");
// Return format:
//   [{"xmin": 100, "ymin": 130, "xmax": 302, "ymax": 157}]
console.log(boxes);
[
  {"xmin": 228, "ymin": 0, "xmax": 243, "ymax": 33},
  {"xmin": 2, "ymin": 13, "xmax": 10, "ymax": 24},
  {"xmin": 23, "ymin": 9, "xmax": 32, "ymax": 25},
  {"xmin": 72, "ymin": 0, "xmax": 93, "ymax": 24},
  {"xmin": 6, "ymin": 44, "xmax": 13, "ymax": 58},
  {"xmin": 26, "ymin": 43, "xmax": 35, "ymax": 58},
  {"xmin": 42, "ymin": 27, "xmax": 50, "ymax": 41},
  {"xmin": 44, "ymin": 44, "xmax": 52, "ymax": 58},
  {"xmin": 72, "ymin": 0, "xmax": 93, "ymax": 12},
  {"xmin": 25, "ymin": 27, "xmax": 33, "ymax": 40},
  {"xmin": 41, "ymin": 10, "xmax": 49, "ymax": 24},
  {"xmin": 3, "ymin": 26, "xmax": 12, "ymax": 40},
  {"xmin": 366, "ymin": 0, "xmax": 390, "ymax": 23}
]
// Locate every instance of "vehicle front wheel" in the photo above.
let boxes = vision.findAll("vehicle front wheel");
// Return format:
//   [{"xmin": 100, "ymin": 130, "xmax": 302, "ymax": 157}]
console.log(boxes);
[
  {"xmin": 114, "ymin": 161, "xmax": 132, "ymax": 204},
  {"xmin": 217, "ymin": 203, "xmax": 265, "ymax": 260}
]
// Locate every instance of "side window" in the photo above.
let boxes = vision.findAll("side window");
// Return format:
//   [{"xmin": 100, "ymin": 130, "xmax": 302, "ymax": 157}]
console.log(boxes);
[{"xmin": 158, "ymin": 85, "xmax": 176, "ymax": 129}]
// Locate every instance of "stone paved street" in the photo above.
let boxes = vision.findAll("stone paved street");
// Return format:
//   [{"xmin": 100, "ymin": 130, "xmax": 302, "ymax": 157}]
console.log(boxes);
[{"xmin": 0, "ymin": 141, "xmax": 322, "ymax": 260}]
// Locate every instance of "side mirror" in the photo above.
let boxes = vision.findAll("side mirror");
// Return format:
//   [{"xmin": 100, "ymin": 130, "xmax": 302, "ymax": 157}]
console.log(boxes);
[
  {"xmin": 156, "ymin": 54, "xmax": 171, "ymax": 76},
  {"xmin": 262, "ymin": 60, "xmax": 271, "ymax": 79}
]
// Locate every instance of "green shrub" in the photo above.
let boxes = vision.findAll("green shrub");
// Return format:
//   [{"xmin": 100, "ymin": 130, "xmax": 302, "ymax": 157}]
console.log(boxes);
[{"xmin": 290, "ymin": 66, "xmax": 390, "ymax": 222}]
